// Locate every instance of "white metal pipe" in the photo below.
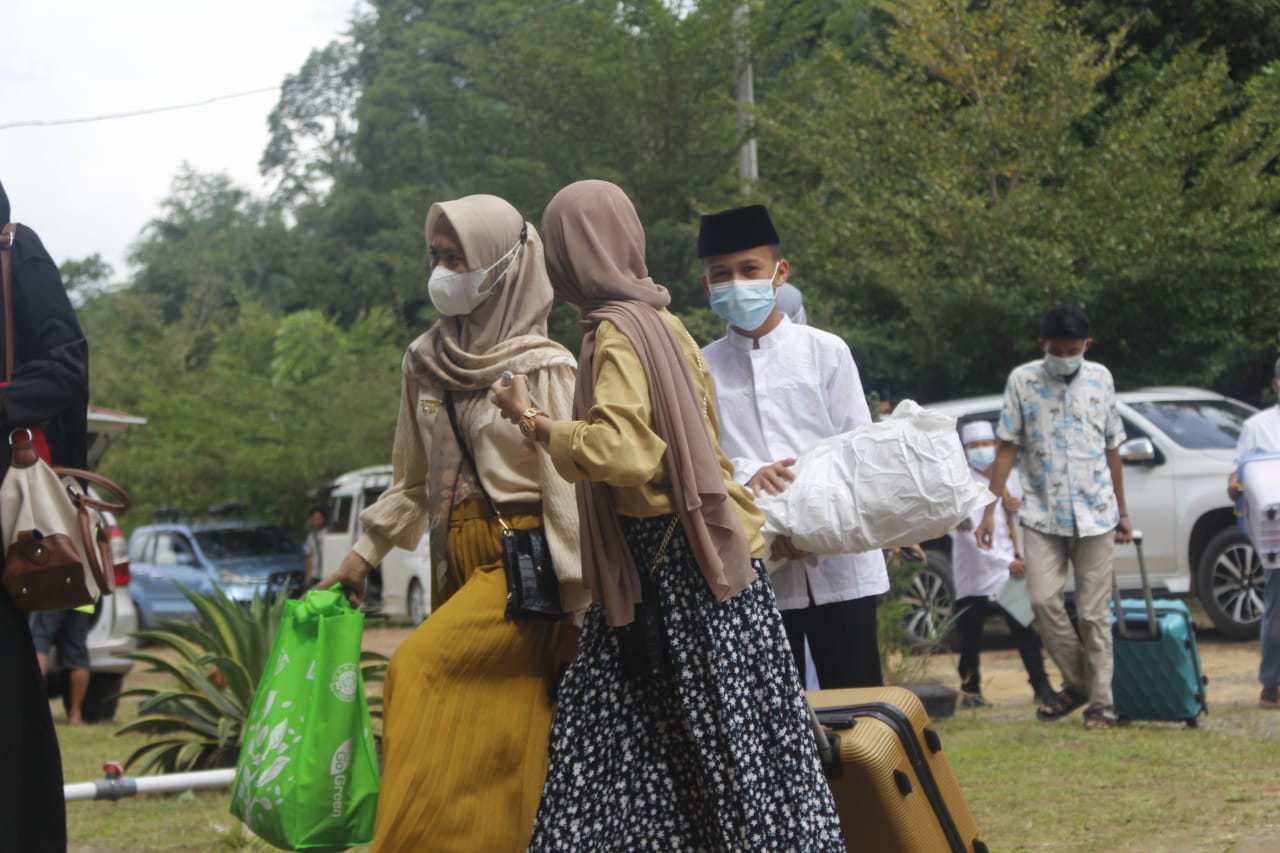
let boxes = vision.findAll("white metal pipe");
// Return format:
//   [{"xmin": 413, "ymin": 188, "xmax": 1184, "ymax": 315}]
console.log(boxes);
[{"xmin": 65, "ymin": 768, "xmax": 235, "ymax": 802}]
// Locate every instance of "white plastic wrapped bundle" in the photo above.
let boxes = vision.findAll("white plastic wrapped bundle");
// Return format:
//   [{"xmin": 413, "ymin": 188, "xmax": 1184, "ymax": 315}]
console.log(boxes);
[
  {"xmin": 1240, "ymin": 453, "xmax": 1280, "ymax": 569},
  {"xmin": 755, "ymin": 400, "xmax": 994, "ymax": 555}
]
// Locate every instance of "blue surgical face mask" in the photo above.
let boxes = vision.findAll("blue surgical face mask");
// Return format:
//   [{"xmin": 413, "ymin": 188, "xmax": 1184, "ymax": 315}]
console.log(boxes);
[
  {"xmin": 708, "ymin": 263, "xmax": 779, "ymax": 331},
  {"xmin": 966, "ymin": 446, "xmax": 996, "ymax": 471}
]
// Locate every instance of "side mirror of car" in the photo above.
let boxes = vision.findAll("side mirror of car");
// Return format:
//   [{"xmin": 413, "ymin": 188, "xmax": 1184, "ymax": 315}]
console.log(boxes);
[
  {"xmin": 1119, "ymin": 437, "xmax": 1158, "ymax": 465},
  {"xmin": 173, "ymin": 552, "xmax": 199, "ymax": 568}
]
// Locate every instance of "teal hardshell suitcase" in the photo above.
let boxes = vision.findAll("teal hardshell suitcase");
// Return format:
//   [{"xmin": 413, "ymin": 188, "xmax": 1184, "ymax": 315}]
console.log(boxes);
[{"xmin": 1110, "ymin": 534, "xmax": 1208, "ymax": 726}]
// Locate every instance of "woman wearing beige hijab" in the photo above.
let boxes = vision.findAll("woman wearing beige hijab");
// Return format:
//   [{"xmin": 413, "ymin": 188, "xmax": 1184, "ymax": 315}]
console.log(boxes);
[
  {"xmin": 318, "ymin": 194, "xmax": 586, "ymax": 852},
  {"xmin": 491, "ymin": 180, "xmax": 843, "ymax": 851}
]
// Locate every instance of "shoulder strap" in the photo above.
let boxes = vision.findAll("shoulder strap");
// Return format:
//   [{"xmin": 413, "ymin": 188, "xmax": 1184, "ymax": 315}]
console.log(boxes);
[
  {"xmin": 443, "ymin": 391, "xmax": 506, "ymax": 526},
  {"xmin": 2, "ymin": 223, "xmax": 14, "ymax": 384}
]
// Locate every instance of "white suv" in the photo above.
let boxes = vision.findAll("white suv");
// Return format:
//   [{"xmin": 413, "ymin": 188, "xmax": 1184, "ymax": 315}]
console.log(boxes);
[
  {"xmin": 322, "ymin": 465, "xmax": 433, "ymax": 625},
  {"xmin": 904, "ymin": 387, "xmax": 1260, "ymax": 643}
]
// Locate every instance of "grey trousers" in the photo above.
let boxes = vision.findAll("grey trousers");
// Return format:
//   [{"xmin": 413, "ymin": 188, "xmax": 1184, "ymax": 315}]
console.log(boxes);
[{"xmin": 1023, "ymin": 526, "xmax": 1116, "ymax": 713}]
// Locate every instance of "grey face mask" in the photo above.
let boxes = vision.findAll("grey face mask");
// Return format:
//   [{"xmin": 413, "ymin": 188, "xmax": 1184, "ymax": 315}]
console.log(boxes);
[{"xmin": 1044, "ymin": 352, "xmax": 1083, "ymax": 377}]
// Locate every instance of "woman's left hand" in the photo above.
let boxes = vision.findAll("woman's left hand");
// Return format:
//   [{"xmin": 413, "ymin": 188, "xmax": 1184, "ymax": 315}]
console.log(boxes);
[{"xmin": 490, "ymin": 373, "xmax": 532, "ymax": 423}]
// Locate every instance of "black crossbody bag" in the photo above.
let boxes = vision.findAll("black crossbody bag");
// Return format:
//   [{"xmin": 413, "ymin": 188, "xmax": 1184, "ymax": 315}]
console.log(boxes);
[{"xmin": 444, "ymin": 392, "xmax": 563, "ymax": 621}]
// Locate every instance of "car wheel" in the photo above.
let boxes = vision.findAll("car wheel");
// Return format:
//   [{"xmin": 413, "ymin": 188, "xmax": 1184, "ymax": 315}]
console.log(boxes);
[
  {"xmin": 132, "ymin": 594, "xmax": 153, "ymax": 632},
  {"xmin": 72, "ymin": 672, "xmax": 125, "ymax": 723},
  {"xmin": 407, "ymin": 579, "xmax": 428, "ymax": 626},
  {"xmin": 1196, "ymin": 527, "xmax": 1265, "ymax": 641},
  {"xmin": 900, "ymin": 552, "xmax": 958, "ymax": 650}
]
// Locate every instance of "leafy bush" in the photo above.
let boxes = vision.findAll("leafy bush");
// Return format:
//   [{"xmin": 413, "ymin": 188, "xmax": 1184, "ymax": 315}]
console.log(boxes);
[
  {"xmin": 878, "ymin": 551, "xmax": 958, "ymax": 685},
  {"xmin": 117, "ymin": 583, "xmax": 386, "ymax": 774}
]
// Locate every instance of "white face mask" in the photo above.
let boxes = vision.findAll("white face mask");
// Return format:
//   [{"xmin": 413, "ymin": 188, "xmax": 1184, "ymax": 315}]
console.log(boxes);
[
  {"xmin": 428, "ymin": 236, "xmax": 523, "ymax": 317},
  {"xmin": 1044, "ymin": 352, "xmax": 1084, "ymax": 377}
]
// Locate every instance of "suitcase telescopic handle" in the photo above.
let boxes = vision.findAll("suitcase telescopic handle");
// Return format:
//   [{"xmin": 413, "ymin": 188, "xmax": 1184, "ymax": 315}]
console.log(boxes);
[
  {"xmin": 804, "ymin": 698, "xmax": 841, "ymax": 780},
  {"xmin": 1130, "ymin": 529, "xmax": 1159, "ymax": 636}
]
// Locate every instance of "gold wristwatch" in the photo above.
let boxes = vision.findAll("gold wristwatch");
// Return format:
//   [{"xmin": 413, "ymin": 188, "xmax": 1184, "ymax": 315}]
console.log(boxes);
[{"xmin": 518, "ymin": 407, "xmax": 547, "ymax": 438}]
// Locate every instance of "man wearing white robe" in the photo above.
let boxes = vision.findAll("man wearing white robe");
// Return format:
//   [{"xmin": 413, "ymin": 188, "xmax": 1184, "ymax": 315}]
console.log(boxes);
[{"xmin": 696, "ymin": 203, "xmax": 889, "ymax": 688}]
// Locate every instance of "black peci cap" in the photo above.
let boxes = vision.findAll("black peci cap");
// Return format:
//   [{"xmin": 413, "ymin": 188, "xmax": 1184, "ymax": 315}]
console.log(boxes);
[{"xmin": 697, "ymin": 204, "xmax": 780, "ymax": 258}]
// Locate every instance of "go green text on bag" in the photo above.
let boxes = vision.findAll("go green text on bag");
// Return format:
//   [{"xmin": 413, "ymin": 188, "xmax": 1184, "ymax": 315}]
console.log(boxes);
[{"xmin": 231, "ymin": 588, "xmax": 380, "ymax": 851}]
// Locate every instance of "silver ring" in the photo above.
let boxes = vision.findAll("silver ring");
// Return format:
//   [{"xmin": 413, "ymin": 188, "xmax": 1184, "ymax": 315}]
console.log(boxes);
[{"xmin": 501, "ymin": 371, "xmax": 514, "ymax": 384}]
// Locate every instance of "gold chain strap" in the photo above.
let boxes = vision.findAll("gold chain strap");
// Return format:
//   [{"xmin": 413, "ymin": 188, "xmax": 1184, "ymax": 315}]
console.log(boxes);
[
  {"xmin": 679, "ymin": 325, "xmax": 712, "ymax": 419},
  {"xmin": 648, "ymin": 516, "xmax": 681, "ymax": 580},
  {"xmin": 641, "ymin": 322, "xmax": 701, "ymax": 578}
]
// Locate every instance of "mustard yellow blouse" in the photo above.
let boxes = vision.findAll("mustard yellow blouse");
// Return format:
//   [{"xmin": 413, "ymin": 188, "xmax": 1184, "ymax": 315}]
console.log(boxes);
[{"xmin": 548, "ymin": 309, "xmax": 766, "ymax": 558}]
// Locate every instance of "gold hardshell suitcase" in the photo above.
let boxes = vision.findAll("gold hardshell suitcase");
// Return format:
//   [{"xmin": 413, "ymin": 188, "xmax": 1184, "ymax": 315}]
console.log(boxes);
[{"xmin": 808, "ymin": 686, "xmax": 986, "ymax": 853}]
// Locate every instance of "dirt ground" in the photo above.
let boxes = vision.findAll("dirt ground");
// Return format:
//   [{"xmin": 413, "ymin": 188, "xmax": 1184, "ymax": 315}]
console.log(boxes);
[
  {"xmin": 362, "ymin": 616, "xmax": 1269, "ymax": 709},
  {"xmin": 917, "ymin": 629, "xmax": 1266, "ymax": 710}
]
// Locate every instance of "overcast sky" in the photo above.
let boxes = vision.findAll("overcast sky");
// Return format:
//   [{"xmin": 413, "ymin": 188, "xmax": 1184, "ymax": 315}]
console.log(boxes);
[{"xmin": 2, "ymin": 1, "xmax": 363, "ymax": 279}]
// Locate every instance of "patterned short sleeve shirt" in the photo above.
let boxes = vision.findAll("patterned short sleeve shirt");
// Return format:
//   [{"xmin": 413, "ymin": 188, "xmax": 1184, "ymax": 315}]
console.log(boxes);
[{"xmin": 996, "ymin": 359, "xmax": 1126, "ymax": 537}]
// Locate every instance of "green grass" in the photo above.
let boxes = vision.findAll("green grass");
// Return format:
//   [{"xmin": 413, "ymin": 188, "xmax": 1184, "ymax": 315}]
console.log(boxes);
[
  {"xmin": 60, "ymin": 710, "xmax": 269, "ymax": 852},
  {"xmin": 59, "ymin": 678, "xmax": 1280, "ymax": 851},
  {"xmin": 59, "ymin": 695, "xmax": 372, "ymax": 853},
  {"xmin": 939, "ymin": 706, "xmax": 1280, "ymax": 851}
]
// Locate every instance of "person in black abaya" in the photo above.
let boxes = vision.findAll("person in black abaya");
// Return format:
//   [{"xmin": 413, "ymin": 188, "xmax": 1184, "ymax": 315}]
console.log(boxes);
[{"xmin": 0, "ymin": 178, "xmax": 90, "ymax": 852}]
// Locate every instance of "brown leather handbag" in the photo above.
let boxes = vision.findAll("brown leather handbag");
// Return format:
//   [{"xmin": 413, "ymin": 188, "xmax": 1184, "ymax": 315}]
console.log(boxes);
[
  {"xmin": 0, "ymin": 222, "xmax": 132, "ymax": 612},
  {"xmin": 1, "ymin": 429, "xmax": 130, "ymax": 611}
]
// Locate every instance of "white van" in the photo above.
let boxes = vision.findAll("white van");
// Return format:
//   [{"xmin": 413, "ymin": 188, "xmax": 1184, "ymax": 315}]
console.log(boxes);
[{"xmin": 323, "ymin": 465, "xmax": 432, "ymax": 625}]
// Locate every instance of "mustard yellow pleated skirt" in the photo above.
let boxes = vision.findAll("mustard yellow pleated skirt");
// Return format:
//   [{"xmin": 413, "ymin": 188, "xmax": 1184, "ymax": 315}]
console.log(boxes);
[{"xmin": 372, "ymin": 498, "xmax": 560, "ymax": 853}]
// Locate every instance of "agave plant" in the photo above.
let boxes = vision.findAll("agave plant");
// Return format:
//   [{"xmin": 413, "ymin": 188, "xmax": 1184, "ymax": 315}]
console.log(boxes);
[{"xmin": 117, "ymin": 583, "xmax": 387, "ymax": 774}]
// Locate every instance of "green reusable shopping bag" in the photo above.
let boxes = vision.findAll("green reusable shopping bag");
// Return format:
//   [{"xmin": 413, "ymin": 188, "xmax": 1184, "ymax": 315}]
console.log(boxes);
[{"xmin": 231, "ymin": 588, "xmax": 380, "ymax": 851}]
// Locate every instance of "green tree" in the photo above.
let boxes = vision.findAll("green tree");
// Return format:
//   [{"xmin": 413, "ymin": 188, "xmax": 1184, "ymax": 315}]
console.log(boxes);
[
  {"xmin": 87, "ymin": 301, "xmax": 403, "ymax": 534},
  {"xmin": 266, "ymin": 0, "xmax": 772, "ymax": 332},
  {"xmin": 759, "ymin": 0, "xmax": 1280, "ymax": 401},
  {"xmin": 78, "ymin": 170, "xmax": 407, "ymax": 533},
  {"xmin": 59, "ymin": 253, "xmax": 115, "ymax": 296},
  {"xmin": 261, "ymin": 36, "xmax": 366, "ymax": 208},
  {"xmin": 1070, "ymin": 0, "xmax": 1280, "ymax": 81}
]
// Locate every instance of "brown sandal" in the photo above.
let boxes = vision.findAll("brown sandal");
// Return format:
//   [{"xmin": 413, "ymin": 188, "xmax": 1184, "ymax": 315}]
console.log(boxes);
[
  {"xmin": 1036, "ymin": 687, "xmax": 1087, "ymax": 721},
  {"xmin": 1083, "ymin": 708, "xmax": 1118, "ymax": 730}
]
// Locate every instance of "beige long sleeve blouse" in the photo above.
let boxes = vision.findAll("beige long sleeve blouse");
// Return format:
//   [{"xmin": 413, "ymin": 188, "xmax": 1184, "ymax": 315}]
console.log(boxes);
[{"xmin": 353, "ymin": 358, "xmax": 589, "ymax": 612}]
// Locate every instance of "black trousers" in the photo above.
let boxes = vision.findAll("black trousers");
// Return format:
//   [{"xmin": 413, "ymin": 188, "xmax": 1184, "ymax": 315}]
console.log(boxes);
[
  {"xmin": 0, "ymin": 589, "xmax": 66, "ymax": 852},
  {"xmin": 955, "ymin": 595, "xmax": 1050, "ymax": 696},
  {"xmin": 782, "ymin": 595, "xmax": 883, "ymax": 689}
]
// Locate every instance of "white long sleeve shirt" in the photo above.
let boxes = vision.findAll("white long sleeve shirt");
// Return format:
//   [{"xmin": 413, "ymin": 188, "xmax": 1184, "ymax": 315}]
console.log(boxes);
[
  {"xmin": 1236, "ymin": 405, "xmax": 1280, "ymax": 460},
  {"xmin": 951, "ymin": 469, "xmax": 1019, "ymax": 599},
  {"xmin": 702, "ymin": 317, "xmax": 889, "ymax": 610}
]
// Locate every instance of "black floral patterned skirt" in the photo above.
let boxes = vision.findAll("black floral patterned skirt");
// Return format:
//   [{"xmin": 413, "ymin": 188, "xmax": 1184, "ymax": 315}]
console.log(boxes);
[{"xmin": 528, "ymin": 514, "xmax": 845, "ymax": 852}]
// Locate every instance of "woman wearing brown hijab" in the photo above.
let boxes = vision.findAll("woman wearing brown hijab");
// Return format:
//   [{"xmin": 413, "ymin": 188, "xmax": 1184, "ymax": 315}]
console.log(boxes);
[
  {"xmin": 318, "ymin": 194, "xmax": 587, "ymax": 852},
  {"xmin": 491, "ymin": 180, "xmax": 843, "ymax": 851}
]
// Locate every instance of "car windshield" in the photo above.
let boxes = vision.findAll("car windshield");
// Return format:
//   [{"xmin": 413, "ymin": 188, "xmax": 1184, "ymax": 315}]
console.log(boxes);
[
  {"xmin": 1126, "ymin": 399, "xmax": 1255, "ymax": 449},
  {"xmin": 194, "ymin": 526, "xmax": 301, "ymax": 559}
]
